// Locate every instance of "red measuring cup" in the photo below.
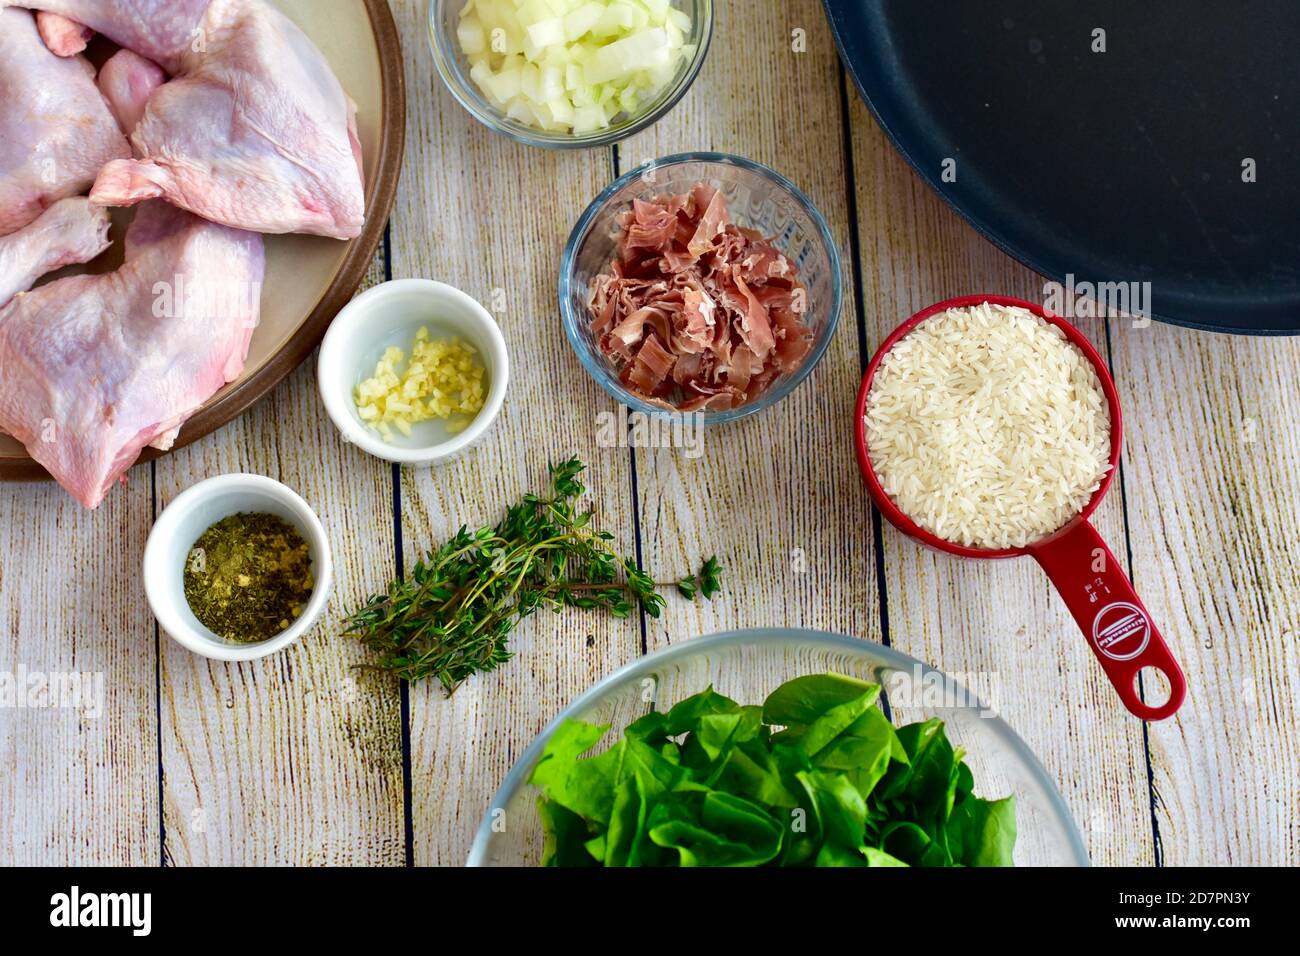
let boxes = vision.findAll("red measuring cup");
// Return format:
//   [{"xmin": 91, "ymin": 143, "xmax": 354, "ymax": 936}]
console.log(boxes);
[{"xmin": 853, "ymin": 294, "xmax": 1185, "ymax": 721}]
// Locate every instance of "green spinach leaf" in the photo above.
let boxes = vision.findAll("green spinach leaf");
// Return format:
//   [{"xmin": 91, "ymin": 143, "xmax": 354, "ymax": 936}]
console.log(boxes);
[{"xmin": 528, "ymin": 673, "xmax": 1018, "ymax": 867}]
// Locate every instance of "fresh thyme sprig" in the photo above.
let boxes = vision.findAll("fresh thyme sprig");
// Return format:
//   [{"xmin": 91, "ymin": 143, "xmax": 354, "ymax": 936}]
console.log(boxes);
[{"xmin": 343, "ymin": 457, "xmax": 722, "ymax": 694}]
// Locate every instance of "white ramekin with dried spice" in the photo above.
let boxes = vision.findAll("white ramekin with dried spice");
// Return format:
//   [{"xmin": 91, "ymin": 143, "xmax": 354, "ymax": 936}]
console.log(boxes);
[{"xmin": 143, "ymin": 474, "xmax": 334, "ymax": 662}]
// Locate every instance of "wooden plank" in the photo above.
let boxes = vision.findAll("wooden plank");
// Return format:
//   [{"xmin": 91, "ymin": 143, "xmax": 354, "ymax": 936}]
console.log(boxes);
[
  {"xmin": 154, "ymin": 247, "xmax": 406, "ymax": 866},
  {"xmin": 846, "ymin": 95, "xmax": 1154, "ymax": 864},
  {"xmin": 1112, "ymin": 327, "xmax": 1300, "ymax": 864},
  {"xmin": 0, "ymin": 480, "xmax": 157, "ymax": 865},
  {"xmin": 386, "ymin": 0, "xmax": 637, "ymax": 865},
  {"xmin": 618, "ymin": 2, "xmax": 881, "ymax": 647}
]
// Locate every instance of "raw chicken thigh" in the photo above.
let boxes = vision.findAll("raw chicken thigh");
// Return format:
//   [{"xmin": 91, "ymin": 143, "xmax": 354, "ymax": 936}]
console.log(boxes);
[
  {"xmin": 0, "ymin": 198, "xmax": 111, "ymax": 307},
  {"xmin": 4, "ymin": 0, "xmax": 367, "ymax": 238},
  {"xmin": 0, "ymin": 7, "xmax": 129, "ymax": 236},
  {"xmin": 0, "ymin": 202, "xmax": 265, "ymax": 509}
]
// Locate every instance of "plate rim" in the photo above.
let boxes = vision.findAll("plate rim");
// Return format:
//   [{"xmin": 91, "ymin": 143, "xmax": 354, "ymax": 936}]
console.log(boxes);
[{"xmin": 0, "ymin": 0, "xmax": 409, "ymax": 482}]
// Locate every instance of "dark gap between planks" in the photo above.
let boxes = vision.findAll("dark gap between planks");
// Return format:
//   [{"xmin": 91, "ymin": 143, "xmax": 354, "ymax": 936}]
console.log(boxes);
[
  {"xmin": 1100, "ymin": 320, "xmax": 1164, "ymax": 866},
  {"xmin": 608, "ymin": 145, "xmax": 653, "ymax": 658},
  {"xmin": 837, "ymin": 64, "xmax": 895, "ymax": 723},
  {"xmin": 379, "ymin": 223, "xmax": 416, "ymax": 868}
]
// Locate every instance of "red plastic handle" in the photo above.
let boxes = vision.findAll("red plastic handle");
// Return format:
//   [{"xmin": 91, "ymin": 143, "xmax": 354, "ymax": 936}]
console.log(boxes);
[{"xmin": 1029, "ymin": 520, "xmax": 1186, "ymax": 721}]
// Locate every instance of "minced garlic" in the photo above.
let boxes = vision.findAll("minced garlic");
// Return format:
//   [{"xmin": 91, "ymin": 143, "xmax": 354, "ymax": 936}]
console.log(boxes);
[{"xmin": 354, "ymin": 327, "xmax": 486, "ymax": 441}]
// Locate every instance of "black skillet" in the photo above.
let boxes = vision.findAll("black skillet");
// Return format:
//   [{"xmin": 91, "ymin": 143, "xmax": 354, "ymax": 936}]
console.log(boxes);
[{"xmin": 824, "ymin": 0, "xmax": 1300, "ymax": 334}]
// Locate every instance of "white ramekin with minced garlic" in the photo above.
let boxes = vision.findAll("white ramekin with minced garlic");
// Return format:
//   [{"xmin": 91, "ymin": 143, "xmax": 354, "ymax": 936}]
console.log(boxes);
[{"xmin": 318, "ymin": 279, "xmax": 509, "ymax": 465}]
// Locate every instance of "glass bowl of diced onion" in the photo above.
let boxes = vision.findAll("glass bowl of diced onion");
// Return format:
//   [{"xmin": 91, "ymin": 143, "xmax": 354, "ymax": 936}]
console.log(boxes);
[{"xmin": 428, "ymin": 0, "xmax": 713, "ymax": 149}]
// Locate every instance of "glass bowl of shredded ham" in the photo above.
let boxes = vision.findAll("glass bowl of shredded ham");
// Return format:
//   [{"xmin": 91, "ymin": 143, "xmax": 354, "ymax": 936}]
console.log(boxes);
[{"xmin": 561, "ymin": 152, "xmax": 843, "ymax": 423}]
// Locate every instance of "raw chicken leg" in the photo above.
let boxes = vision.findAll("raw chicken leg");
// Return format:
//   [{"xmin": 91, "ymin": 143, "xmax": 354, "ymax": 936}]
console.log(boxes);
[
  {"xmin": 3, "ymin": 0, "xmax": 367, "ymax": 238},
  {"xmin": 0, "ymin": 202, "xmax": 265, "ymax": 509},
  {"xmin": 0, "ymin": 8, "xmax": 130, "ymax": 236},
  {"xmin": 0, "ymin": 199, "xmax": 111, "ymax": 307},
  {"xmin": 98, "ymin": 49, "xmax": 167, "ymax": 134}
]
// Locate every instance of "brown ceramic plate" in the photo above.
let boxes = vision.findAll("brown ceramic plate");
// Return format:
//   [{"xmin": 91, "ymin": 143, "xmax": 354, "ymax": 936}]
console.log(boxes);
[{"xmin": 0, "ymin": 0, "xmax": 406, "ymax": 481}]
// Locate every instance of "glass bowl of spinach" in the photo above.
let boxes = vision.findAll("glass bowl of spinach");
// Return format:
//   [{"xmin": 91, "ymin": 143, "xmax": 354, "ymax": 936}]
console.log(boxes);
[{"xmin": 468, "ymin": 629, "xmax": 1087, "ymax": 866}]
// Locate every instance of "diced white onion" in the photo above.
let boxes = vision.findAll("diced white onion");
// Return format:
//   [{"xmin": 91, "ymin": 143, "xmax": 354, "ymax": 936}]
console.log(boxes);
[{"xmin": 456, "ymin": 0, "xmax": 693, "ymax": 134}]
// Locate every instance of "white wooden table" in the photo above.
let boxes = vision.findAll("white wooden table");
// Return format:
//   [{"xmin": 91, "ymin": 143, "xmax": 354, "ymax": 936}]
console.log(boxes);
[{"xmin": 2, "ymin": 0, "xmax": 1296, "ymax": 867}]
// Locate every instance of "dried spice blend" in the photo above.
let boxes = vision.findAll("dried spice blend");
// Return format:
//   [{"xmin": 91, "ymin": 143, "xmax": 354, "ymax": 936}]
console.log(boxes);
[{"xmin": 183, "ymin": 512, "xmax": 314, "ymax": 643}]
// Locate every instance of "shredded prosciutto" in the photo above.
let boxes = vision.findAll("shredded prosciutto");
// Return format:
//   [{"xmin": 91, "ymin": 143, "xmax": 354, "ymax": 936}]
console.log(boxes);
[{"xmin": 587, "ymin": 183, "xmax": 812, "ymax": 411}]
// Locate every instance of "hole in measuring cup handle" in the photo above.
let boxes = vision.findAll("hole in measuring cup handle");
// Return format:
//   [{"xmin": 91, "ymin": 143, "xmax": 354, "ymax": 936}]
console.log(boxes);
[{"xmin": 1134, "ymin": 665, "xmax": 1173, "ymax": 711}]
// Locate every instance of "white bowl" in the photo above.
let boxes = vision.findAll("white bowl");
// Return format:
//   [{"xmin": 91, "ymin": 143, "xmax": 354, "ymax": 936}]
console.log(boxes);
[
  {"xmin": 143, "ymin": 474, "xmax": 334, "ymax": 662},
  {"xmin": 317, "ymin": 279, "xmax": 509, "ymax": 465}
]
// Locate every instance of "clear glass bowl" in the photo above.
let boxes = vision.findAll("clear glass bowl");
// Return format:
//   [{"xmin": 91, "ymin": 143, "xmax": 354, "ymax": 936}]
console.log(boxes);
[
  {"xmin": 467, "ymin": 628, "xmax": 1089, "ymax": 866},
  {"xmin": 427, "ymin": 0, "xmax": 713, "ymax": 149},
  {"xmin": 560, "ymin": 153, "xmax": 844, "ymax": 425}
]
